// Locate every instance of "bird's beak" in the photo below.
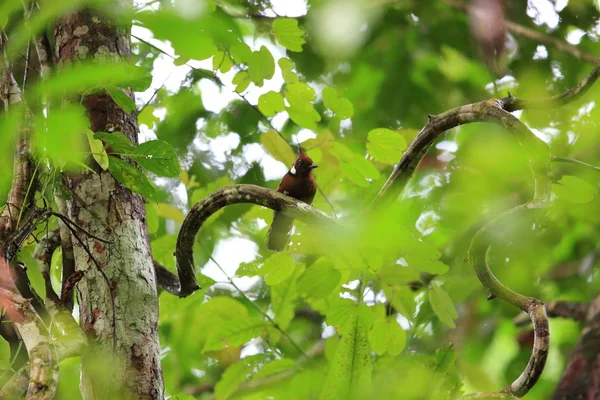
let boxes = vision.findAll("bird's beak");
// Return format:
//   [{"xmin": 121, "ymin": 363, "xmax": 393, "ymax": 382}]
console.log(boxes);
[{"xmin": 309, "ymin": 163, "xmax": 318, "ymax": 169}]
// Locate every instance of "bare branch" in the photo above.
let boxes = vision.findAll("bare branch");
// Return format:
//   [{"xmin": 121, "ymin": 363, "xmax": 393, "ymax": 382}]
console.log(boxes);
[{"xmin": 514, "ymin": 300, "xmax": 589, "ymax": 327}]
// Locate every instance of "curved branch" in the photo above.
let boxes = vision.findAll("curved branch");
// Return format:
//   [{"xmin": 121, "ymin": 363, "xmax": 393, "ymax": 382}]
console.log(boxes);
[
  {"xmin": 463, "ymin": 206, "xmax": 550, "ymax": 398},
  {"xmin": 375, "ymin": 60, "xmax": 600, "ymax": 206},
  {"xmin": 374, "ymin": 100, "xmax": 550, "ymax": 205},
  {"xmin": 175, "ymin": 184, "xmax": 335, "ymax": 297},
  {"xmin": 502, "ymin": 62, "xmax": 600, "ymax": 112}
]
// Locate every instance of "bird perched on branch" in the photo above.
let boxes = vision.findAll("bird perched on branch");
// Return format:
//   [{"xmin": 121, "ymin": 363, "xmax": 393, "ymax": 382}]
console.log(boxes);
[{"xmin": 267, "ymin": 147, "xmax": 318, "ymax": 251}]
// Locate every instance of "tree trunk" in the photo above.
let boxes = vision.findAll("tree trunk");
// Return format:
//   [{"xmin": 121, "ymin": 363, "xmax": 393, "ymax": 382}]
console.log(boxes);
[
  {"xmin": 54, "ymin": 7, "xmax": 164, "ymax": 400},
  {"xmin": 552, "ymin": 295, "xmax": 600, "ymax": 400}
]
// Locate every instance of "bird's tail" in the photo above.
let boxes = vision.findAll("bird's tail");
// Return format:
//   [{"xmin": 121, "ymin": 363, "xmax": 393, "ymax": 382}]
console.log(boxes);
[{"xmin": 267, "ymin": 212, "xmax": 294, "ymax": 251}]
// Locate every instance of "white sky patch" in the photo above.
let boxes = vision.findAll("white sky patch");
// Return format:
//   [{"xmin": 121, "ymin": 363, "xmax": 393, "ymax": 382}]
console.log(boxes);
[
  {"xmin": 435, "ymin": 140, "xmax": 458, "ymax": 152},
  {"xmin": 204, "ymin": 132, "xmax": 240, "ymax": 163},
  {"xmin": 526, "ymin": 0, "xmax": 566, "ymax": 29},
  {"xmin": 240, "ymin": 338, "xmax": 264, "ymax": 358},
  {"xmin": 533, "ymin": 45, "xmax": 548, "ymax": 60},
  {"xmin": 198, "ymin": 79, "xmax": 236, "ymax": 113},
  {"xmin": 271, "ymin": 0, "xmax": 308, "ymax": 17},
  {"xmin": 485, "ymin": 75, "xmax": 517, "ymax": 94},
  {"xmin": 239, "ymin": 143, "xmax": 288, "ymax": 180},
  {"xmin": 322, "ymin": 324, "xmax": 337, "ymax": 338},
  {"xmin": 201, "ymin": 237, "xmax": 258, "ymax": 283},
  {"xmin": 566, "ymin": 28, "xmax": 586, "ymax": 45},
  {"xmin": 396, "ymin": 314, "xmax": 411, "ymax": 330},
  {"xmin": 416, "ymin": 210, "xmax": 440, "ymax": 236},
  {"xmin": 573, "ymin": 101, "xmax": 596, "ymax": 121},
  {"xmin": 551, "ymin": 61, "xmax": 564, "ymax": 81},
  {"xmin": 529, "ymin": 127, "xmax": 552, "ymax": 143}
]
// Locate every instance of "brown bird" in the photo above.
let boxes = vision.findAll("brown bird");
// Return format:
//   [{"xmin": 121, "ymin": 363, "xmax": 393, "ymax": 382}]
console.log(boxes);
[{"xmin": 267, "ymin": 148, "xmax": 318, "ymax": 251}]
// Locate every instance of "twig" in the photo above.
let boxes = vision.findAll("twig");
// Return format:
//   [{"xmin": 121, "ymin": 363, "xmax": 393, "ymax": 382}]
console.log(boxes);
[
  {"xmin": 50, "ymin": 211, "xmax": 113, "ymax": 244},
  {"xmin": 552, "ymin": 156, "xmax": 600, "ymax": 173},
  {"xmin": 61, "ymin": 220, "xmax": 117, "ymax": 354}
]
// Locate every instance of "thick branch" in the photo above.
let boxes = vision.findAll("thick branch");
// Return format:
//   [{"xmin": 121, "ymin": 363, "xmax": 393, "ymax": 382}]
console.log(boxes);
[{"xmin": 175, "ymin": 184, "xmax": 334, "ymax": 297}]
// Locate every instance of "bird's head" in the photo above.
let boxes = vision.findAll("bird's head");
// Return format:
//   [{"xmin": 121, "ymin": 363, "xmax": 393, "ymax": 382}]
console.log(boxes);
[{"xmin": 290, "ymin": 148, "xmax": 318, "ymax": 177}]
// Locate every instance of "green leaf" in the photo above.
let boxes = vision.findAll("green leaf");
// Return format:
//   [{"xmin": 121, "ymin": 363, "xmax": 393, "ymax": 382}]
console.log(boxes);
[
  {"xmin": 287, "ymin": 103, "xmax": 321, "ymax": 130},
  {"xmin": 214, "ymin": 355, "xmax": 262, "ymax": 400},
  {"xmin": 552, "ymin": 175, "xmax": 598, "ymax": 204},
  {"xmin": 322, "ymin": 87, "xmax": 354, "ymax": 120},
  {"xmin": 297, "ymin": 257, "xmax": 341, "ymax": 298},
  {"xmin": 213, "ymin": 50, "xmax": 233, "ymax": 73},
  {"xmin": 278, "ymin": 58, "xmax": 299, "ymax": 84},
  {"xmin": 262, "ymin": 252, "xmax": 295, "ymax": 285},
  {"xmin": 326, "ymin": 299, "xmax": 357, "ymax": 334},
  {"xmin": 405, "ymin": 256, "xmax": 449, "ymax": 275},
  {"xmin": 94, "ymin": 132, "xmax": 135, "ymax": 153},
  {"xmin": 146, "ymin": 203, "xmax": 158, "ymax": 234},
  {"xmin": 232, "ymin": 70, "xmax": 251, "ymax": 93},
  {"xmin": 273, "ymin": 18, "xmax": 306, "ymax": 52},
  {"xmin": 285, "ymin": 82, "xmax": 320, "ymax": 129},
  {"xmin": 153, "ymin": 203, "xmax": 185, "ymax": 223},
  {"xmin": 131, "ymin": 140, "xmax": 180, "ymax": 178},
  {"xmin": 258, "ymin": 91, "xmax": 285, "ymax": 117},
  {"xmin": 271, "ymin": 265, "xmax": 303, "ymax": 331},
  {"xmin": 333, "ymin": 98, "xmax": 354, "ymax": 120},
  {"xmin": 0, "ymin": 335, "xmax": 10, "ymax": 370},
  {"xmin": 138, "ymin": 106, "xmax": 160, "ymax": 129},
  {"xmin": 248, "ymin": 46, "xmax": 275, "ymax": 86},
  {"xmin": 33, "ymin": 105, "xmax": 88, "ymax": 167},
  {"xmin": 367, "ymin": 128, "xmax": 407, "ymax": 165},
  {"xmin": 137, "ymin": 11, "xmax": 217, "ymax": 61},
  {"xmin": 203, "ymin": 316, "xmax": 265, "ymax": 351},
  {"xmin": 254, "ymin": 358, "xmax": 296, "ymax": 379},
  {"xmin": 286, "ymin": 82, "xmax": 316, "ymax": 104},
  {"xmin": 260, "ymin": 129, "xmax": 296, "ymax": 166},
  {"xmin": 368, "ymin": 318, "xmax": 407, "ymax": 356},
  {"xmin": 429, "ymin": 283, "xmax": 458, "ymax": 328},
  {"xmin": 320, "ymin": 304, "xmax": 372, "ymax": 400},
  {"xmin": 230, "ymin": 42, "xmax": 252, "ymax": 64},
  {"xmin": 105, "ymin": 85, "xmax": 136, "ymax": 113},
  {"xmin": 32, "ymin": 62, "xmax": 151, "ymax": 100},
  {"xmin": 108, "ymin": 156, "xmax": 156, "ymax": 200},
  {"xmin": 85, "ymin": 129, "xmax": 109, "ymax": 170},
  {"xmin": 331, "ymin": 142, "xmax": 380, "ymax": 186}
]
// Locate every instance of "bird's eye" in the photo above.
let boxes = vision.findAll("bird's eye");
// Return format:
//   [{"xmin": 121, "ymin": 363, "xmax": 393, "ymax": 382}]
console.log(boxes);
[{"xmin": 299, "ymin": 160, "xmax": 304, "ymax": 165}]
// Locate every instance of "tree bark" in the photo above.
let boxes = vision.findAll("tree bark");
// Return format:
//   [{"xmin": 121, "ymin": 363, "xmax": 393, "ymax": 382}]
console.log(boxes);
[
  {"xmin": 54, "ymin": 7, "xmax": 164, "ymax": 400},
  {"xmin": 551, "ymin": 295, "xmax": 600, "ymax": 400}
]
